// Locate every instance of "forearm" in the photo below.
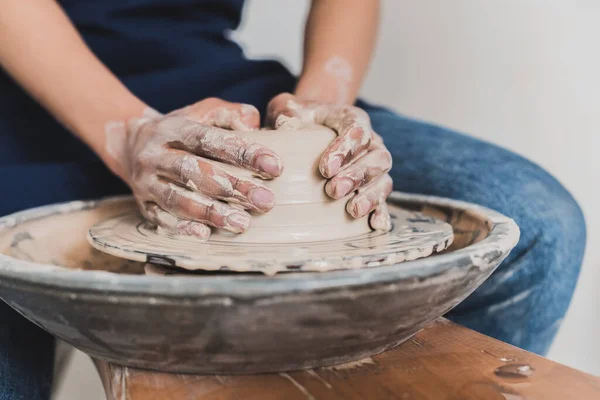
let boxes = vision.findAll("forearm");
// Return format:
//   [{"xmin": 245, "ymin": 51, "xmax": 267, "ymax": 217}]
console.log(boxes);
[
  {"xmin": 295, "ymin": 0, "xmax": 380, "ymax": 105},
  {"xmin": 0, "ymin": 0, "xmax": 147, "ymax": 176}
]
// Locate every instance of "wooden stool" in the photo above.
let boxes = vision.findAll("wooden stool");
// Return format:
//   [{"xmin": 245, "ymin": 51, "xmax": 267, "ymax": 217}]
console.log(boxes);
[{"xmin": 95, "ymin": 318, "xmax": 600, "ymax": 399}]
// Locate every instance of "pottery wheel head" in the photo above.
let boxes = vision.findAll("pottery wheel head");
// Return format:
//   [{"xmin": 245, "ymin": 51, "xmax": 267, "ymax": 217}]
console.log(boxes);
[{"xmin": 88, "ymin": 202, "xmax": 454, "ymax": 274}]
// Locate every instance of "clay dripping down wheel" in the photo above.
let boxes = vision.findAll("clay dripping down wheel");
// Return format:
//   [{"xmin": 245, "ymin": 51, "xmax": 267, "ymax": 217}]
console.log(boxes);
[{"xmin": 88, "ymin": 125, "xmax": 454, "ymax": 274}]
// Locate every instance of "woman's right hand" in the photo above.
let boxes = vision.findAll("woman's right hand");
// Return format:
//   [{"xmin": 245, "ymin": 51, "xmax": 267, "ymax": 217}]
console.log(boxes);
[{"xmin": 115, "ymin": 98, "xmax": 283, "ymax": 240}]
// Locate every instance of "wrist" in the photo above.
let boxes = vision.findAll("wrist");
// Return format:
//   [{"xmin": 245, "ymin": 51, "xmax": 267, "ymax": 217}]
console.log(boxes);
[
  {"xmin": 72, "ymin": 91, "xmax": 149, "ymax": 183},
  {"xmin": 295, "ymin": 71, "xmax": 345, "ymax": 104},
  {"xmin": 295, "ymin": 59, "xmax": 359, "ymax": 106},
  {"xmin": 296, "ymin": 55, "xmax": 362, "ymax": 105}
]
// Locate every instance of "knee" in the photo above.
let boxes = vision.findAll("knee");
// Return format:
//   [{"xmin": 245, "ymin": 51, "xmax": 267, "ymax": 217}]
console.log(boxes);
[
  {"xmin": 362, "ymin": 105, "xmax": 587, "ymax": 265},
  {"xmin": 497, "ymin": 159, "xmax": 586, "ymax": 290},
  {"xmin": 508, "ymin": 163, "xmax": 585, "ymax": 255},
  {"xmin": 449, "ymin": 164, "xmax": 585, "ymax": 353}
]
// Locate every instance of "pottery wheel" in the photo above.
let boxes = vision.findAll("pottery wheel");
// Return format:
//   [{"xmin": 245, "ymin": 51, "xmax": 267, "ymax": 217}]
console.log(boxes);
[
  {"xmin": 88, "ymin": 203, "xmax": 454, "ymax": 274},
  {"xmin": 88, "ymin": 126, "xmax": 454, "ymax": 274}
]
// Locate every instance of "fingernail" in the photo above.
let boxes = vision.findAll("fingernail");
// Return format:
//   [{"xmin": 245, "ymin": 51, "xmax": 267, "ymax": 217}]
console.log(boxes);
[
  {"xmin": 354, "ymin": 198, "xmax": 372, "ymax": 217},
  {"xmin": 327, "ymin": 157, "xmax": 343, "ymax": 176},
  {"xmin": 227, "ymin": 212, "xmax": 251, "ymax": 232},
  {"xmin": 334, "ymin": 178, "xmax": 354, "ymax": 198},
  {"xmin": 257, "ymin": 155, "xmax": 282, "ymax": 177},
  {"xmin": 249, "ymin": 187, "xmax": 276, "ymax": 210}
]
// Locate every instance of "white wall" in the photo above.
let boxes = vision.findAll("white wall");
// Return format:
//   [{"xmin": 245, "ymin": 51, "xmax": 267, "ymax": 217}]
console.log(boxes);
[
  {"xmin": 55, "ymin": 1, "xmax": 600, "ymax": 398},
  {"xmin": 233, "ymin": 0, "xmax": 600, "ymax": 374}
]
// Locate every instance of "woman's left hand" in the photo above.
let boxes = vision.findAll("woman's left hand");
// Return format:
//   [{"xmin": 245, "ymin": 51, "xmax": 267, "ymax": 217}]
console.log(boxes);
[{"xmin": 266, "ymin": 93, "xmax": 393, "ymax": 230}]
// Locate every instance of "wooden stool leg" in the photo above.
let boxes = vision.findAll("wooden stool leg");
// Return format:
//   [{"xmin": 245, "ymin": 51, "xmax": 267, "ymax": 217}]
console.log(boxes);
[
  {"xmin": 95, "ymin": 360, "xmax": 244, "ymax": 400},
  {"xmin": 92, "ymin": 319, "xmax": 600, "ymax": 400},
  {"xmin": 51, "ymin": 341, "xmax": 74, "ymax": 399}
]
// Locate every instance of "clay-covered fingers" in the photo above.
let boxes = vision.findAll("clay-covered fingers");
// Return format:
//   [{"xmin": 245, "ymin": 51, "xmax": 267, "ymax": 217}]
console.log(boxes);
[
  {"xmin": 162, "ymin": 118, "xmax": 283, "ymax": 178},
  {"xmin": 371, "ymin": 131, "xmax": 384, "ymax": 145},
  {"xmin": 318, "ymin": 107, "xmax": 373, "ymax": 178},
  {"xmin": 370, "ymin": 202, "xmax": 392, "ymax": 231},
  {"xmin": 346, "ymin": 173, "xmax": 393, "ymax": 222},
  {"xmin": 174, "ymin": 98, "xmax": 260, "ymax": 131},
  {"xmin": 149, "ymin": 180, "xmax": 253, "ymax": 233},
  {"xmin": 155, "ymin": 151, "xmax": 276, "ymax": 212},
  {"xmin": 265, "ymin": 93, "xmax": 302, "ymax": 129},
  {"xmin": 325, "ymin": 147, "xmax": 392, "ymax": 199},
  {"xmin": 202, "ymin": 103, "xmax": 260, "ymax": 131},
  {"xmin": 142, "ymin": 202, "xmax": 212, "ymax": 239}
]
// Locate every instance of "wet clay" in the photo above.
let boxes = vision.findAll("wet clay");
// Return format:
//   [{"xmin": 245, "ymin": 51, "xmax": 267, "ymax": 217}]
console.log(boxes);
[
  {"xmin": 210, "ymin": 125, "xmax": 372, "ymax": 243},
  {"xmin": 0, "ymin": 198, "xmax": 144, "ymax": 273},
  {"xmin": 0, "ymin": 196, "xmax": 454, "ymax": 275},
  {"xmin": 87, "ymin": 200, "xmax": 454, "ymax": 274}
]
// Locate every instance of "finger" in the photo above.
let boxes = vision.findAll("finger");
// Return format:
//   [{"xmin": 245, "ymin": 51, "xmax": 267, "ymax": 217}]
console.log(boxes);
[
  {"xmin": 202, "ymin": 104, "xmax": 260, "ymax": 131},
  {"xmin": 371, "ymin": 131, "xmax": 384, "ymax": 146},
  {"xmin": 273, "ymin": 114, "xmax": 303, "ymax": 131},
  {"xmin": 325, "ymin": 148, "xmax": 392, "ymax": 199},
  {"xmin": 149, "ymin": 179, "xmax": 252, "ymax": 233},
  {"xmin": 370, "ymin": 202, "xmax": 392, "ymax": 231},
  {"xmin": 174, "ymin": 99, "xmax": 260, "ymax": 131},
  {"xmin": 162, "ymin": 118, "xmax": 283, "ymax": 178},
  {"xmin": 156, "ymin": 150, "xmax": 276, "ymax": 212},
  {"xmin": 346, "ymin": 174, "xmax": 393, "ymax": 219},
  {"xmin": 318, "ymin": 107, "xmax": 373, "ymax": 178},
  {"xmin": 143, "ymin": 202, "xmax": 212, "ymax": 239},
  {"xmin": 266, "ymin": 93, "xmax": 299, "ymax": 128}
]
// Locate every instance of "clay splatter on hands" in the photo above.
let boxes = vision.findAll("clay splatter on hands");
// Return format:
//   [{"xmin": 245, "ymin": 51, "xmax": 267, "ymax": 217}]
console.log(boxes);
[
  {"xmin": 266, "ymin": 93, "xmax": 393, "ymax": 230},
  {"xmin": 104, "ymin": 99, "xmax": 282, "ymax": 239}
]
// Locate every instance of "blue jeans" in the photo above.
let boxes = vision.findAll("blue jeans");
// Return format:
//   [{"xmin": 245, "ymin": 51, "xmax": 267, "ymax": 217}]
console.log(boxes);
[
  {"xmin": 0, "ymin": 108, "xmax": 585, "ymax": 399},
  {"xmin": 365, "ymin": 105, "xmax": 586, "ymax": 355}
]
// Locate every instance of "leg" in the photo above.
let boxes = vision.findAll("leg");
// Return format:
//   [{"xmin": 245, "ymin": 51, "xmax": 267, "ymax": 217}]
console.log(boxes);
[
  {"xmin": 364, "ymin": 105, "xmax": 586, "ymax": 355},
  {"xmin": 0, "ymin": 302, "xmax": 54, "ymax": 400},
  {"xmin": 0, "ymin": 162, "xmax": 128, "ymax": 399}
]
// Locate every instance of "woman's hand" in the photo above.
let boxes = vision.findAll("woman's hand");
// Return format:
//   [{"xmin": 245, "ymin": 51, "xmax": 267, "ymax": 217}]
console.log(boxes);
[
  {"xmin": 119, "ymin": 98, "xmax": 283, "ymax": 240},
  {"xmin": 266, "ymin": 93, "xmax": 393, "ymax": 231}
]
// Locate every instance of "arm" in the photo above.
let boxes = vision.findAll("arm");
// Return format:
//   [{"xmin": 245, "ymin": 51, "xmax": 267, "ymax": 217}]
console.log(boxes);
[
  {"xmin": 295, "ymin": 0, "xmax": 380, "ymax": 105},
  {"xmin": 0, "ymin": 0, "xmax": 146, "ymax": 178},
  {"xmin": 0, "ymin": 0, "xmax": 281, "ymax": 239},
  {"xmin": 267, "ymin": 0, "xmax": 392, "ymax": 230}
]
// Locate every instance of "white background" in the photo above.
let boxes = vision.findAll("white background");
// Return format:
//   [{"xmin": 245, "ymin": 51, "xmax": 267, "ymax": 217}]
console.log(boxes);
[{"xmin": 56, "ymin": 0, "xmax": 600, "ymax": 398}]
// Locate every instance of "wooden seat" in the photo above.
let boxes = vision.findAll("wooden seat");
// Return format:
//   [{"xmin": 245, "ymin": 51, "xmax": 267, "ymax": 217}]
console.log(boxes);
[{"xmin": 96, "ymin": 318, "xmax": 600, "ymax": 400}]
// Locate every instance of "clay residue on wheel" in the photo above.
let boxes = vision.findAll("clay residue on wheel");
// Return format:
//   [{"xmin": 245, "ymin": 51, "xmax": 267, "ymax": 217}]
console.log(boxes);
[{"xmin": 0, "ymin": 198, "xmax": 145, "ymax": 274}]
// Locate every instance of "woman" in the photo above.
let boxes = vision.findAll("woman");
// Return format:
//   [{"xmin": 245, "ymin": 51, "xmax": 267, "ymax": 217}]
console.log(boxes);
[{"xmin": 0, "ymin": 0, "xmax": 585, "ymax": 398}]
